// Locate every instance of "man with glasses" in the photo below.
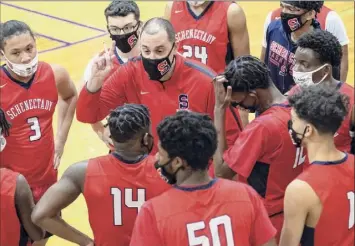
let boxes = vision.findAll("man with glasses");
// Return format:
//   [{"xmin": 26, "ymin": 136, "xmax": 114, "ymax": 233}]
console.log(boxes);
[{"xmin": 82, "ymin": 0, "xmax": 142, "ymax": 151}]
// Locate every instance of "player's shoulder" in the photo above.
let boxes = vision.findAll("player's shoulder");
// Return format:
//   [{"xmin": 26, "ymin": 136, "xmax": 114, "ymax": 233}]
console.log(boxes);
[
  {"xmin": 340, "ymin": 82, "xmax": 354, "ymax": 94},
  {"xmin": 268, "ymin": 19, "xmax": 283, "ymax": 31},
  {"xmin": 0, "ymin": 167, "xmax": 19, "ymax": 180},
  {"xmin": 182, "ymin": 56, "xmax": 217, "ymax": 79}
]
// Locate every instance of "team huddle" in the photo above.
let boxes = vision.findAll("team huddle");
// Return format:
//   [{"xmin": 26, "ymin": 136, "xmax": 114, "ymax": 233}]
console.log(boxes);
[{"xmin": 0, "ymin": 1, "xmax": 354, "ymax": 246}]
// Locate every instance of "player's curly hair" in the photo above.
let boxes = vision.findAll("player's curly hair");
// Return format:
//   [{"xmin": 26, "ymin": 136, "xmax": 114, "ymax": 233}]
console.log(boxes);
[
  {"xmin": 104, "ymin": 0, "xmax": 140, "ymax": 21},
  {"xmin": 288, "ymin": 86, "xmax": 349, "ymax": 135},
  {"xmin": 0, "ymin": 108, "xmax": 11, "ymax": 137},
  {"xmin": 108, "ymin": 104, "xmax": 151, "ymax": 143},
  {"xmin": 224, "ymin": 55, "xmax": 271, "ymax": 92},
  {"xmin": 297, "ymin": 30, "xmax": 342, "ymax": 68},
  {"xmin": 282, "ymin": 1, "xmax": 324, "ymax": 13},
  {"xmin": 157, "ymin": 111, "xmax": 217, "ymax": 170}
]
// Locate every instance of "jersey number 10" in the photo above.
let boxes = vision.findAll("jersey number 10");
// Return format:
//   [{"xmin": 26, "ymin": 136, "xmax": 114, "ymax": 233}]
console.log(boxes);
[
  {"xmin": 183, "ymin": 45, "xmax": 208, "ymax": 65},
  {"xmin": 187, "ymin": 215, "xmax": 235, "ymax": 246},
  {"xmin": 111, "ymin": 188, "xmax": 146, "ymax": 226}
]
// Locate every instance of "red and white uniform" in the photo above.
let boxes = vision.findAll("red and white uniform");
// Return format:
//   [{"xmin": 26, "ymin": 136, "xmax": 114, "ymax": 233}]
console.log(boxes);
[
  {"xmin": 0, "ymin": 62, "xmax": 58, "ymax": 202},
  {"xmin": 297, "ymin": 154, "xmax": 355, "ymax": 245},
  {"xmin": 83, "ymin": 154, "xmax": 170, "ymax": 246},
  {"xmin": 170, "ymin": 1, "xmax": 233, "ymax": 73},
  {"xmin": 0, "ymin": 168, "xmax": 22, "ymax": 246},
  {"xmin": 130, "ymin": 179, "xmax": 276, "ymax": 246}
]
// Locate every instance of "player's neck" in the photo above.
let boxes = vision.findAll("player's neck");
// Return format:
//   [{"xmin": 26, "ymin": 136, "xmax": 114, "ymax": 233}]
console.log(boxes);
[
  {"xmin": 113, "ymin": 149, "xmax": 147, "ymax": 162},
  {"xmin": 116, "ymin": 43, "xmax": 140, "ymax": 60},
  {"xmin": 188, "ymin": 2, "xmax": 211, "ymax": 15},
  {"xmin": 258, "ymin": 87, "xmax": 286, "ymax": 113},
  {"xmin": 306, "ymin": 138, "xmax": 345, "ymax": 164},
  {"xmin": 4, "ymin": 65, "xmax": 32, "ymax": 83},
  {"xmin": 291, "ymin": 21, "xmax": 313, "ymax": 42},
  {"xmin": 176, "ymin": 170, "xmax": 212, "ymax": 186},
  {"xmin": 323, "ymin": 77, "xmax": 341, "ymax": 88}
]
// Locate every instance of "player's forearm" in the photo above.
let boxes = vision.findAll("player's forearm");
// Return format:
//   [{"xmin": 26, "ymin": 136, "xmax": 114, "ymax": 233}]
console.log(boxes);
[
  {"xmin": 76, "ymin": 85, "xmax": 104, "ymax": 123},
  {"xmin": 35, "ymin": 216, "xmax": 93, "ymax": 246},
  {"xmin": 279, "ymin": 228, "xmax": 302, "ymax": 246},
  {"xmin": 56, "ymin": 94, "xmax": 77, "ymax": 144},
  {"xmin": 213, "ymin": 108, "xmax": 228, "ymax": 174},
  {"xmin": 340, "ymin": 47, "xmax": 348, "ymax": 82}
]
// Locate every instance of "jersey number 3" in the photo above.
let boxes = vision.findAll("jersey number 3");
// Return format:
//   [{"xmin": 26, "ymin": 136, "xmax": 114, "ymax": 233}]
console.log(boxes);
[
  {"xmin": 111, "ymin": 188, "xmax": 146, "ymax": 226},
  {"xmin": 27, "ymin": 117, "xmax": 42, "ymax": 141},
  {"xmin": 183, "ymin": 45, "xmax": 208, "ymax": 64},
  {"xmin": 187, "ymin": 215, "xmax": 235, "ymax": 246}
]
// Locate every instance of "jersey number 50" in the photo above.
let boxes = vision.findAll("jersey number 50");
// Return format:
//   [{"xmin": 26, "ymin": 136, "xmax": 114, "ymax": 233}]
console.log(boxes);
[
  {"xmin": 27, "ymin": 117, "xmax": 42, "ymax": 141},
  {"xmin": 111, "ymin": 188, "xmax": 146, "ymax": 226},
  {"xmin": 187, "ymin": 215, "xmax": 235, "ymax": 246},
  {"xmin": 182, "ymin": 45, "xmax": 208, "ymax": 65}
]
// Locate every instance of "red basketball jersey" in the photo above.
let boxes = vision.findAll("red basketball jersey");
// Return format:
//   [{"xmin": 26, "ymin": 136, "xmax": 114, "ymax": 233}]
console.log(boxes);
[
  {"xmin": 0, "ymin": 168, "xmax": 21, "ymax": 246},
  {"xmin": 297, "ymin": 154, "xmax": 355, "ymax": 245},
  {"xmin": 130, "ymin": 179, "xmax": 276, "ymax": 246},
  {"xmin": 0, "ymin": 62, "xmax": 58, "ymax": 187},
  {"xmin": 83, "ymin": 154, "xmax": 171, "ymax": 246},
  {"xmin": 336, "ymin": 83, "xmax": 354, "ymax": 153},
  {"xmin": 270, "ymin": 5, "xmax": 332, "ymax": 30},
  {"xmin": 170, "ymin": 2, "xmax": 232, "ymax": 73}
]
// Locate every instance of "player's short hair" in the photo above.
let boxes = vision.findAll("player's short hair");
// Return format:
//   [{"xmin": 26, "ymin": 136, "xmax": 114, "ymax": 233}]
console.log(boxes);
[
  {"xmin": 282, "ymin": 1, "xmax": 324, "ymax": 13},
  {"xmin": 141, "ymin": 17, "xmax": 176, "ymax": 43},
  {"xmin": 0, "ymin": 108, "xmax": 11, "ymax": 137},
  {"xmin": 157, "ymin": 111, "xmax": 217, "ymax": 170},
  {"xmin": 288, "ymin": 86, "xmax": 349, "ymax": 135},
  {"xmin": 104, "ymin": 0, "xmax": 140, "ymax": 21},
  {"xmin": 0, "ymin": 20, "xmax": 35, "ymax": 50},
  {"xmin": 224, "ymin": 55, "xmax": 271, "ymax": 92},
  {"xmin": 108, "ymin": 104, "xmax": 151, "ymax": 143},
  {"xmin": 297, "ymin": 30, "xmax": 342, "ymax": 68}
]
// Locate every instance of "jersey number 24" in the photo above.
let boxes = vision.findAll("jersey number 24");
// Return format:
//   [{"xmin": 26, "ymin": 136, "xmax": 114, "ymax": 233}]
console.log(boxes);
[{"xmin": 183, "ymin": 45, "xmax": 208, "ymax": 64}]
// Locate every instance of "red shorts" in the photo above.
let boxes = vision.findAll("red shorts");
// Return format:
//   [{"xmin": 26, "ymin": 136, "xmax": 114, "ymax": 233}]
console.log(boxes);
[{"xmin": 31, "ymin": 183, "xmax": 55, "ymax": 203}]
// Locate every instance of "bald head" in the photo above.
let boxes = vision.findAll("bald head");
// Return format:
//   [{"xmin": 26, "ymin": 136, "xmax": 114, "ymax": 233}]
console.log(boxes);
[{"xmin": 141, "ymin": 17, "xmax": 175, "ymax": 43}]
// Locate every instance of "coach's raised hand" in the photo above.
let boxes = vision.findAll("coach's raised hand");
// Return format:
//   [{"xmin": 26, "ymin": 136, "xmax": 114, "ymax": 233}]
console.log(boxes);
[{"xmin": 86, "ymin": 41, "xmax": 116, "ymax": 93}]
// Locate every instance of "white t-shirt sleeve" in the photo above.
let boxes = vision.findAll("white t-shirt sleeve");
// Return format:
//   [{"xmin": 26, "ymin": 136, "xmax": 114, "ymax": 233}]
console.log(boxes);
[
  {"xmin": 83, "ymin": 54, "xmax": 99, "ymax": 82},
  {"xmin": 262, "ymin": 11, "xmax": 272, "ymax": 48},
  {"xmin": 325, "ymin": 11, "xmax": 349, "ymax": 46}
]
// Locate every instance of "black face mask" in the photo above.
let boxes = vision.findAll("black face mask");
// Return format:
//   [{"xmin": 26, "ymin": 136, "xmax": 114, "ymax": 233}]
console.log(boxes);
[
  {"xmin": 288, "ymin": 120, "xmax": 308, "ymax": 148},
  {"xmin": 280, "ymin": 12, "xmax": 308, "ymax": 34},
  {"xmin": 110, "ymin": 30, "xmax": 139, "ymax": 54},
  {"xmin": 142, "ymin": 43, "xmax": 175, "ymax": 81},
  {"xmin": 154, "ymin": 158, "xmax": 180, "ymax": 185},
  {"xmin": 141, "ymin": 133, "xmax": 154, "ymax": 155}
]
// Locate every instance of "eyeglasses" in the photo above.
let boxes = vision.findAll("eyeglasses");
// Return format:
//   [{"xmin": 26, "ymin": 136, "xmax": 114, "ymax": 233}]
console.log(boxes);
[{"xmin": 108, "ymin": 22, "xmax": 140, "ymax": 35}]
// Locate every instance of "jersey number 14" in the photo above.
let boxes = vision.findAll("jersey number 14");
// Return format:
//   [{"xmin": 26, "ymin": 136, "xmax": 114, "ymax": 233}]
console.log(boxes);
[
  {"xmin": 183, "ymin": 45, "xmax": 208, "ymax": 65},
  {"xmin": 111, "ymin": 188, "xmax": 146, "ymax": 226}
]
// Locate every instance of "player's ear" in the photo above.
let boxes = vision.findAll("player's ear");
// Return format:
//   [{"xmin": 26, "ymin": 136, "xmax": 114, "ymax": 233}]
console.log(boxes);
[
  {"xmin": 304, "ymin": 124, "xmax": 313, "ymax": 138},
  {"xmin": 306, "ymin": 10, "xmax": 316, "ymax": 21},
  {"xmin": 172, "ymin": 156, "xmax": 184, "ymax": 170},
  {"xmin": 142, "ymin": 132, "xmax": 149, "ymax": 146}
]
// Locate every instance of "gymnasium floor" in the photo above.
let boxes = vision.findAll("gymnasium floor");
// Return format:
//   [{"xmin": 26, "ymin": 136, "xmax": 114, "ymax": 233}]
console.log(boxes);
[{"xmin": 1, "ymin": 1, "xmax": 354, "ymax": 245}]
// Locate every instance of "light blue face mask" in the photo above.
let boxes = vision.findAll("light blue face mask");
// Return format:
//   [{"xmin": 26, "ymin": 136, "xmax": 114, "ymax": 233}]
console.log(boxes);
[{"xmin": 0, "ymin": 128, "xmax": 6, "ymax": 152}]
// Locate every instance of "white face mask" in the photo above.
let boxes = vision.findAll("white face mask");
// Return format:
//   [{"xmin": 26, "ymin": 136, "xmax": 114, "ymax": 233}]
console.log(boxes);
[
  {"xmin": 2, "ymin": 52, "xmax": 38, "ymax": 77},
  {"xmin": 292, "ymin": 64, "xmax": 328, "ymax": 88}
]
